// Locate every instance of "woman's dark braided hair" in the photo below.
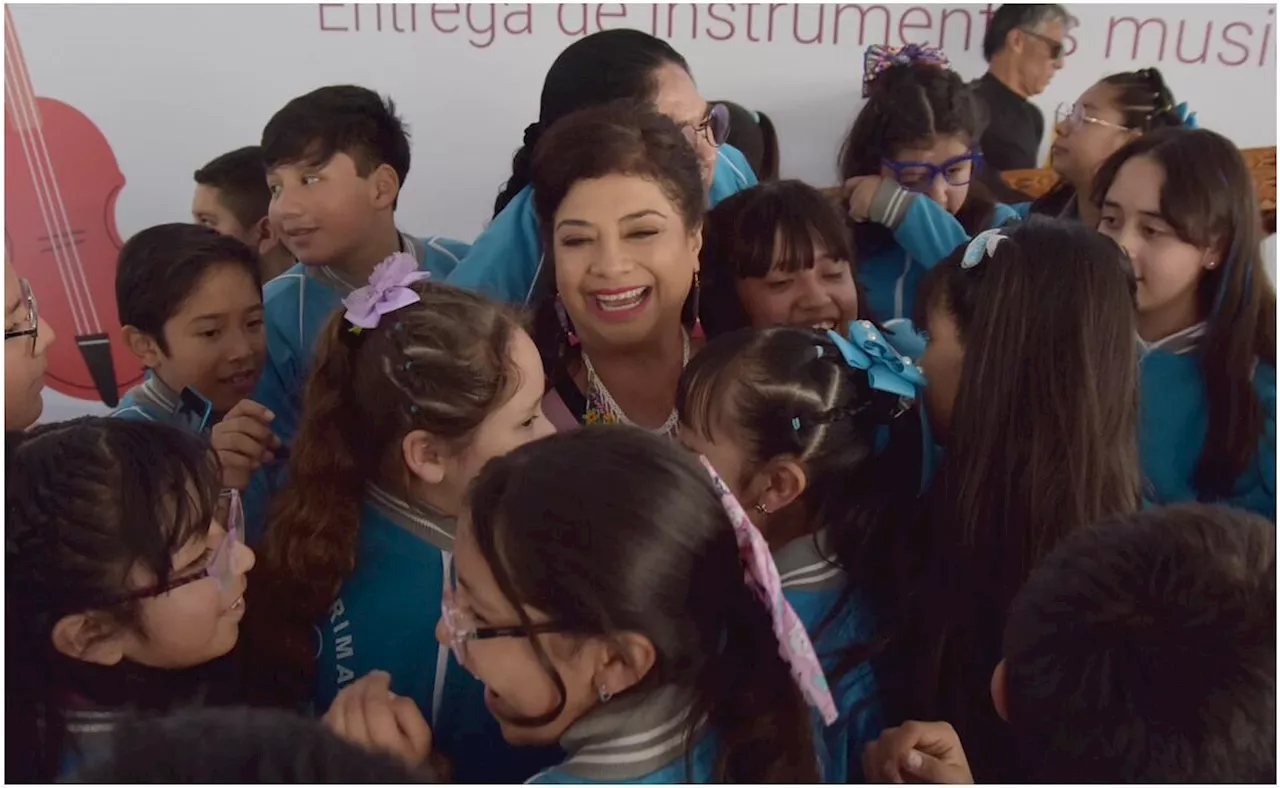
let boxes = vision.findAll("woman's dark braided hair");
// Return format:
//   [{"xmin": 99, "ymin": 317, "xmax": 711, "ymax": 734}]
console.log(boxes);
[{"xmin": 7, "ymin": 417, "xmax": 222, "ymax": 783}]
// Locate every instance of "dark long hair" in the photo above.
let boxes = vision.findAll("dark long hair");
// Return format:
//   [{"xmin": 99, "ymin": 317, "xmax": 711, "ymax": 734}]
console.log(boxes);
[
  {"xmin": 699, "ymin": 180, "xmax": 869, "ymax": 338},
  {"xmin": 714, "ymin": 100, "xmax": 779, "ymax": 181},
  {"xmin": 493, "ymin": 30, "xmax": 691, "ymax": 217},
  {"xmin": 244, "ymin": 282, "xmax": 524, "ymax": 706},
  {"xmin": 677, "ymin": 326, "xmax": 923, "ymax": 684},
  {"xmin": 6, "ymin": 418, "xmax": 222, "ymax": 783},
  {"xmin": 838, "ymin": 60, "xmax": 996, "ymax": 253},
  {"xmin": 1032, "ymin": 67, "xmax": 1185, "ymax": 216},
  {"xmin": 528, "ymin": 101, "xmax": 705, "ymax": 376},
  {"xmin": 894, "ymin": 217, "xmax": 1143, "ymax": 780},
  {"xmin": 1093, "ymin": 127, "xmax": 1277, "ymax": 497},
  {"xmin": 466, "ymin": 426, "xmax": 821, "ymax": 783}
]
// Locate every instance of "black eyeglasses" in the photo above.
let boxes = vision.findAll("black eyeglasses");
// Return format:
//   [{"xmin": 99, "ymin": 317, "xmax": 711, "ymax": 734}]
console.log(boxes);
[
  {"xmin": 4, "ymin": 277, "xmax": 38, "ymax": 355},
  {"xmin": 1020, "ymin": 28, "xmax": 1064, "ymax": 60}
]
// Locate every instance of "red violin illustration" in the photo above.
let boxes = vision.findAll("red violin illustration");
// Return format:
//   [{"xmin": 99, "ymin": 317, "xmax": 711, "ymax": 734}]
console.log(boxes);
[{"xmin": 4, "ymin": 6, "xmax": 140, "ymax": 407}]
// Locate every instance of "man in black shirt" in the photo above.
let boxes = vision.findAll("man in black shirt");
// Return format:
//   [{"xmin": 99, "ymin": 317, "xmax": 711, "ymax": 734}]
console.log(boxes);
[{"xmin": 972, "ymin": 5, "xmax": 1071, "ymax": 201}]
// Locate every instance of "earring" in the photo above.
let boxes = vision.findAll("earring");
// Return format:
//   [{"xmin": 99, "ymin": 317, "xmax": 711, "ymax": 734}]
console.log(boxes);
[
  {"xmin": 689, "ymin": 270, "xmax": 704, "ymax": 339},
  {"xmin": 555, "ymin": 295, "xmax": 579, "ymax": 347},
  {"xmin": 1207, "ymin": 260, "xmax": 1218, "ymax": 270},
  {"xmin": 597, "ymin": 683, "xmax": 613, "ymax": 703},
  {"xmin": 753, "ymin": 503, "xmax": 771, "ymax": 515}
]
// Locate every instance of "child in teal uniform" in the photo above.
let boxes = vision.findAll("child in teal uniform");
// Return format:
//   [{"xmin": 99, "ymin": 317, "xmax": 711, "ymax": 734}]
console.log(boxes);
[
  {"xmin": 1095, "ymin": 128, "xmax": 1276, "ymax": 517},
  {"xmin": 838, "ymin": 45, "xmax": 1019, "ymax": 323},
  {"xmin": 865, "ymin": 504, "xmax": 1275, "ymax": 783},
  {"xmin": 252, "ymin": 85, "xmax": 470, "ymax": 447},
  {"xmin": 699, "ymin": 180, "xmax": 865, "ymax": 339},
  {"xmin": 1013, "ymin": 68, "xmax": 1187, "ymax": 224},
  {"xmin": 112, "ymin": 223, "xmax": 265, "ymax": 433},
  {"xmin": 446, "ymin": 29, "xmax": 755, "ymax": 305},
  {"xmin": 677, "ymin": 325, "xmax": 926, "ymax": 780},
  {"xmin": 241, "ymin": 274, "xmax": 556, "ymax": 782},
  {"xmin": 322, "ymin": 427, "xmax": 836, "ymax": 783},
  {"xmin": 8, "ymin": 418, "xmax": 256, "ymax": 782},
  {"xmin": 192, "ymin": 145, "xmax": 296, "ymax": 282},
  {"xmin": 887, "ymin": 218, "xmax": 1145, "ymax": 781}
]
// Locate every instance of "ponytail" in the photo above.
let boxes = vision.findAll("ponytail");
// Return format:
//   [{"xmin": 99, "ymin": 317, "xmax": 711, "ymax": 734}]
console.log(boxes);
[
  {"xmin": 246, "ymin": 315, "xmax": 369, "ymax": 704},
  {"xmin": 693, "ymin": 578, "xmax": 821, "ymax": 782}
]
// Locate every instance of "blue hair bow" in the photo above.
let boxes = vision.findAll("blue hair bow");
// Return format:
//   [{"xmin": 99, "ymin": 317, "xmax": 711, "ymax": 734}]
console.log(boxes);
[
  {"xmin": 825, "ymin": 320, "xmax": 926, "ymax": 399},
  {"xmin": 1174, "ymin": 102, "xmax": 1198, "ymax": 129},
  {"xmin": 961, "ymin": 228, "xmax": 1007, "ymax": 269}
]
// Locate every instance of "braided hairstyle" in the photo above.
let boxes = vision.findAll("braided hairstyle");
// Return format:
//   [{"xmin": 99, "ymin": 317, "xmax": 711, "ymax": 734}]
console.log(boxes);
[
  {"xmin": 838, "ymin": 60, "xmax": 997, "ymax": 253},
  {"xmin": 1034, "ymin": 67, "xmax": 1186, "ymax": 215},
  {"xmin": 245, "ymin": 281, "xmax": 526, "ymax": 705},
  {"xmin": 676, "ymin": 326, "xmax": 924, "ymax": 686},
  {"xmin": 6, "ymin": 417, "xmax": 222, "ymax": 782}
]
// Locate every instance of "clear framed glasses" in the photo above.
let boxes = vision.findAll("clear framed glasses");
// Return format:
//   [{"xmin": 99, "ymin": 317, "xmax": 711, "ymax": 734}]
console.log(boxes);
[
  {"xmin": 4, "ymin": 277, "xmax": 39, "ymax": 356},
  {"xmin": 681, "ymin": 103, "xmax": 730, "ymax": 149},
  {"xmin": 439, "ymin": 566, "xmax": 566, "ymax": 664},
  {"xmin": 1055, "ymin": 103, "xmax": 1129, "ymax": 133},
  {"xmin": 98, "ymin": 489, "xmax": 243, "ymax": 605},
  {"xmin": 882, "ymin": 151, "xmax": 982, "ymax": 193}
]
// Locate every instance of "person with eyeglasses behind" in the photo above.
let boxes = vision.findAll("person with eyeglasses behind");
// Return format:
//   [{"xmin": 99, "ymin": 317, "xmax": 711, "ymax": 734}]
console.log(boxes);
[
  {"xmin": 5, "ymin": 417, "xmax": 256, "ymax": 782},
  {"xmin": 447, "ymin": 29, "xmax": 758, "ymax": 307},
  {"xmin": 1022, "ymin": 69, "xmax": 1187, "ymax": 225},
  {"xmin": 4, "ymin": 254, "xmax": 57, "ymax": 430},
  {"xmin": 972, "ymin": 5, "xmax": 1071, "ymax": 177}
]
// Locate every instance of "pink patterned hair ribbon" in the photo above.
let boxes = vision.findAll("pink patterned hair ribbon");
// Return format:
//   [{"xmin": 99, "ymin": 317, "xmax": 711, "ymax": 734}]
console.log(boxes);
[
  {"xmin": 342, "ymin": 252, "xmax": 431, "ymax": 331},
  {"xmin": 698, "ymin": 455, "xmax": 839, "ymax": 726},
  {"xmin": 862, "ymin": 43, "xmax": 952, "ymax": 97}
]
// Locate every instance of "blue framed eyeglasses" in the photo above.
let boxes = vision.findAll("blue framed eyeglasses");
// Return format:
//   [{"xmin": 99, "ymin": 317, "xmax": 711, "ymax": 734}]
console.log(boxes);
[{"xmin": 882, "ymin": 151, "xmax": 983, "ymax": 192}]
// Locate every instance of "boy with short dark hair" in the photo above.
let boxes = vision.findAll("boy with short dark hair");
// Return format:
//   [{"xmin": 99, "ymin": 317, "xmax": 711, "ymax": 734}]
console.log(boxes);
[
  {"xmin": 248, "ymin": 85, "xmax": 469, "ymax": 446},
  {"xmin": 864, "ymin": 503, "xmax": 1276, "ymax": 784},
  {"xmin": 113, "ymin": 223, "xmax": 267, "ymax": 430},
  {"xmin": 192, "ymin": 145, "xmax": 295, "ymax": 282}
]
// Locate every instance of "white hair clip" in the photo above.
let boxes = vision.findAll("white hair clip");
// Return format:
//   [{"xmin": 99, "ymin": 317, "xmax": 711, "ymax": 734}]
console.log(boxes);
[{"xmin": 961, "ymin": 229, "xmax": 1007, "ymax": 269}]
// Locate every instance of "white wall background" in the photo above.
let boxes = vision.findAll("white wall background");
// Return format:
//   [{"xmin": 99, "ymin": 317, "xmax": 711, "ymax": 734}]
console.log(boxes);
[{"xmin": 7, "ymin": 2, "xmax": 1276, "ymax": 421}]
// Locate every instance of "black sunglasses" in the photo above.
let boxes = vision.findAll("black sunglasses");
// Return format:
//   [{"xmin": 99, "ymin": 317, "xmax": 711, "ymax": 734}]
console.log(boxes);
[{"xmin": 1020, "ymin": 28, "xmax": 1064, "ymax": 60}]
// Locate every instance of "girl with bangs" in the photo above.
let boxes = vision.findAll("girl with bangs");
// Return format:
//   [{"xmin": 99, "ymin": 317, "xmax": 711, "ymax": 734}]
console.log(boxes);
[
  {"xmin": 7, "ymin": 418, "xmax": 255, "ymax": 781},
  {"xmin": 699, "ymin": 179, "xmax": 866, "ymax": 340},
  {"xmin": 1095, "ymin": 127, "xmax": 1275, "ymax": 517}
]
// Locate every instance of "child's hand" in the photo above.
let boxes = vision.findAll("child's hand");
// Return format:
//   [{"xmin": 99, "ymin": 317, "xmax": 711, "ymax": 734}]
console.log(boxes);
[
  {"xmin": 862, "ymin": 720, "xmax": 974, "ymax": 784},
  {"xmin": 323, "ymin": 671, "xmax": 433, "ymax": 771},
  {"xmin": 211, "ymin": 399, "xmax": 281, "ymax": 491},
  {"xmin": 844, "ymin": 175, "xmax": 885, "ymax": 223}
]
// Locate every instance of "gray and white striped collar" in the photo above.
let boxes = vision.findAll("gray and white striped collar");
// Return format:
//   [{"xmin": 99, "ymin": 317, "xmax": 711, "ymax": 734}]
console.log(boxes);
[
  {"xmin": 554, "ymin": 684, "xmax": 701, "ymax": 782},
  {"xmin": 364, "ymin": 484, "xmax": 455, "ymax": 552},
  {"xmin": 133, "ymin": 373, "xmax": 181, "ymax": 414},
  {"xmin": 305, "ymin": 230, "xmax": 421, "ymax": 295},
  {"xmin": 775, "ymin": 529, "xmax": 844, "ymax": 592},
  {"xmin": 1139, "ymin": 322, "xmax": 1207, "ymax": 357}
]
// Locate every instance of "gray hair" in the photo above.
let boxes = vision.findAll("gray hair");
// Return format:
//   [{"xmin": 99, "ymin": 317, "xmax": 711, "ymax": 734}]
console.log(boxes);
[{"xmin": 983, "ymin": 4, "xmax": 1071, "ymax": 61}]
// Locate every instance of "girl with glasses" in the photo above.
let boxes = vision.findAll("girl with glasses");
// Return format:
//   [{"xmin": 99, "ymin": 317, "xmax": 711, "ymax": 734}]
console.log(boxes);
[
  {"xmin": 1026, "ymin": 67, "xmax": 1187, "ymax": 225},
  {"xmin": 5, "ymin": 256, "xmax": 57, "ymax": 430},
  {"xmin": 838, "ymin": 45, "xmax": 1020, "ymax": 323},
  {"xmin": 326, "ymin": 427, "xmax": 835, "ymax": 783},
  {"xmin": 6, "ymin": 417, "xmax": 255, "ymax": 782}
]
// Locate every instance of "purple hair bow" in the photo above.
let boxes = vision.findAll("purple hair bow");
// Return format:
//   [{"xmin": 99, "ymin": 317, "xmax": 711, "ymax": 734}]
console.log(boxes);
[
  {"xmin": 698, "ymin": 456, "xmax": 840, "ymax": 727},
  {"xmin": 342, "ymin": 252, "xmax": 430, "ymax": 331},
  {"xmin": 863, "ymin": 43, "xmax": 951, "ymax": 97}
]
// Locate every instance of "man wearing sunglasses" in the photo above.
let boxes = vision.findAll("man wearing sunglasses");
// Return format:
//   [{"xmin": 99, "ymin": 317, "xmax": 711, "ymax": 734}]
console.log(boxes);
[{"xmin": 972, "ymin": 4, "xmax": 1071, "ymax": 191}]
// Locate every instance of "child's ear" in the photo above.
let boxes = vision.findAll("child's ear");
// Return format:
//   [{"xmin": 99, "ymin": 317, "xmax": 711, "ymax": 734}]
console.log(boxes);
[
  {"xmin": 121, "ymin": 325, "xmax": 165, "ymax": 368},
  {"xmin": 253, "ymin": 216, "xmax": 278, "ymax": 255},
  {"xmin": 990, "ymin": 659, "xmax": 1010, "ymax": 722},
  {"xmin": 52, "ymin": 612, "xmax": 128, "ymax": 667},
  {"xmin": 402, "ymin": 429, "xmax": 447, "ymax": 486},
  {"xmin": 591, "ymin": 631, "xmax": 656, "ymax": 701},
  {"xmin": 370, "ymin": 163, "xmax": 401, "ymax": 211},
  {"xmin": 755, "ymin": 457, "xmax": 808, "ymax": 515}
]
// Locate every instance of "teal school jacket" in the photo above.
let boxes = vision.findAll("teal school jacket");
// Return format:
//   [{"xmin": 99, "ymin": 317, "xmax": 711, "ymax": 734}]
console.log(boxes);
[
  {"xmin": 859, "ymin": 181, "xmax": 1019, "ymax": 322},
  {"xmin": 1139, "ymin": 325, "xmax": 1276, "ymax": 518}
]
